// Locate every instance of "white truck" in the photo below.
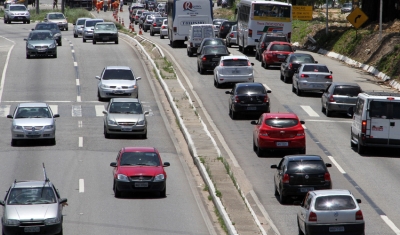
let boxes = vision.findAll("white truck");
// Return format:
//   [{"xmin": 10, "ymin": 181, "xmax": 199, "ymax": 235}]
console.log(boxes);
[{"xmin": 187, "ymin": 24, "xmax": 215, "ymax": 57}]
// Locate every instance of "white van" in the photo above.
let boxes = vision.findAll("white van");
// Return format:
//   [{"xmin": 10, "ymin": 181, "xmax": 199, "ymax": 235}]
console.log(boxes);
[
  {"xmin": 187, "ymin": 24, "xmax": 215, "ymax": 57},
  {"xmin": 348, "ymin": 91, "xmax": 400, "ymax": 154}
]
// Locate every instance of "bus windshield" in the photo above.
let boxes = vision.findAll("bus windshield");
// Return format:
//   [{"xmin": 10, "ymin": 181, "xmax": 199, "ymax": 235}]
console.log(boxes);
[{"xmin": 253, "ymin": 4, "xmax": 291, "ymax": 20}]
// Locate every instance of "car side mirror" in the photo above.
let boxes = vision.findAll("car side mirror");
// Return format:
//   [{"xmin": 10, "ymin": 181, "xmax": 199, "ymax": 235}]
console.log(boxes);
[
  {"xmin": 270, "ymin": 164, "xmax": 278, "ymax": 169},
  {"xmin": 251, "ymin": 63, "xmax": 254, "ymax": 66},
  {"xmin": 110, "ymin": 162, "xmax": 117, "ymax": 167},
  {"xmin": 314, "ymin": 61, "xmax": 318, "ymax": 63},
  {"xmin": 250, "ymin": 120, "xmax": 257, "ymax": 125},
  {"xmin": 136, "ymin": 77, "xmax": 142, "ymax": 80},
  {"xmin": 356, "ymin": 199, "xmax": 362, "ymax": 203},
  {"xmin": 255, "ymin": 39, "xmax": 259, "ymax": 42},
  {"xmin": 225, "ymin": 91, "xmax": 232, "ymax": 94},
  {"xmin": 59, "ymin": 198, "xmax": 67, "ymax": 204},
  {"xmin": 163, "ymin": 162, "xmax": 170, "ymax": 167},
  {"xmin": 7, "ymin": 115, "xmax": 13, "ymax": 119},
  {"xmin": 300, "ymin": 120, "xmax": 305, "ymax": 124},
  {"xmin": 73, "ymin": 23, "xmax": 76, "ymax": 25},
  {"xmin": 53, "ymin": 114, "xmax": 60, "ymax": 118},
  {"xmin": 31, "ymin": 28, "xmax": 34, "ymax": 31},
  {"xmin": 102, "ymin": 110, "xmax": 108, "ymax": 115},
  {"xmin": 330, "ymin": 71, "xmax": 333, "ymax": 74},
  {"xmin": 325, "ymin": 163, "xmax": 332, "ymax": 167},
  {"xmin": 0, "ymin": 200, "xmax": 4, "ymax": 206},
  {"xmin": 347, "ymin": 107, "xmax": 354, "ymax": 117},
  {"xmin": 95, "ymin": 76, "xmax": 101, "ymax": 80},
  {"xmin": 144, "ymin": 111, "xmax": 149, "ymax": 115}
]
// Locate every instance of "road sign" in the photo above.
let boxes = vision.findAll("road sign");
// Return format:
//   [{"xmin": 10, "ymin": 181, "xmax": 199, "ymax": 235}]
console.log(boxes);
[
  {"xmin": 346, "ymin": 7, "xmax": 368, "ymax": 29},
  {"xmin": 292, "ymin": 6, "xmax": 313, "ymax": 21}
]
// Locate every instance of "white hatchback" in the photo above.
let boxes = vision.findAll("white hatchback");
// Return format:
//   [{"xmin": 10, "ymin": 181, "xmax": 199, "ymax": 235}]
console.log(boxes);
[
  {"xmin": 213, "ymin": 55, "xmax": 254, "ymax": 88},
  {"xmin": 160, "ymin": 19, "xmax": 168, "ymax": 39},
  {"xmin": 297, "ymin": 189, "xmax": 365, "ymax": 235}
]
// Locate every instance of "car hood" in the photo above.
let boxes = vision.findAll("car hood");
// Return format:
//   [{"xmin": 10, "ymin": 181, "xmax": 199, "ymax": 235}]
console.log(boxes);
[
  {"xmin": 48, "ymin": 19, "xmax": 67, "ymax": 24},
  {"xmin": 101, "ymin": 80, "xmax": 137, "ymax": 86},
  {"xmin": 27, "ymin": 40, "xmax": 56, "ymax": 46},
  {"xmin": 13, "ymin": 118, "xmax": 54, "ymax": 126},
  {"xmin": 5, "ymin": 204, "xmax": 58, "ymax": 220},
  {"xmin": 118, "ymin": 166, "xmax": 164, "ymax": 176},
  {"xmin": 94, "ymin": 30, "xmax": 117, "ymax": 34},
  {"xmin": 108, "ymin": 113, "xmax": 144, "ymax": 122},
  {"xmin": 10, "ymin": 10, "xmax": 29, "ymax": 14}
]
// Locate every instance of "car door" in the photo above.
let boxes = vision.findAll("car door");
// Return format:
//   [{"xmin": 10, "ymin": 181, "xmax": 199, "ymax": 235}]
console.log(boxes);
[
  {"xmin": 321, "ymin": 84, "xmax": 332, "ymax": 105},
  {"xmin": 281, "ymin": 55, "xmax": 290, "ymax": 76},
  {"xmin": 298, "ymin": 193, "xmax": 312, "ymax": 232},
  {"xmin": 253, "ymin": 114, "xmax": 264, "ymax": 144},
  {"xmin": 368, "ymin": 100, "xmax": 390, "ymax": 144},
  {"xmin": 389, "ymin": 102, "xmax": 400, "ymax": 143},
  {"xmin": 275, "ymin": 158, "xmax": 285, "ymax": 190},
  {"xmin": 113, "ymin": 151, "xmax": 122, "ymax": 178},
  {"xmin": 52, "ymin": 184, "xmax": 64, "ymax": 217}
]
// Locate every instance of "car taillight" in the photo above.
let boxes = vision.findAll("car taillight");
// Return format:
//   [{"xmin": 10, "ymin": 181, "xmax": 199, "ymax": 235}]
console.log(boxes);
[
  {"xmin": 202, "ymin": 56, "xmax": 207, "ymax": 61},
  {"xmin": 221, "ymin": 26, "xmax": 224, "ymax": 30},
  {"xmin": 356, "ymin": 210, "xmax": 363, "ymax": 220},
  {"xmin": 229, "ymin": 33, "xmax": 234, "ymax": 38},
  {"xmin": 261, "ymin": 42, "xmax": 265, "ymax": 49},
  {"xmin": 263, "ymin": 95, "xmax": 268, "ymax": 103},
  {"xmin": 153, "ymin": 23, "xmax": 157, "ymax": 26},
  {"xmin": 329, "ymin": 95, "xmax": 335, "ymax": 102},
  {"xmin": 249, "ymin": 29, "xmax": 252, "ymax": 37},
  {"xmin": 220, "ymin": 61, "xmax": 224, "ymax": 66},
  {"xmin": 361, "ymin": 120, "xmax": 367, "ymax": 134},
  {"xmin": 287, "ymin": 32, "xmax": 291, "ymax": 41},
  {"xmin": 324, "ymin": 172, "xmax": 331, "ymax": 181},
  {"xmin": 161, "ymin": 25, "xmax": 165, "ymax": 29},
  {"xmin": 266, "ymin": 52, "xmax": 273, "ymax": 58},
  {"xmin": 190, "ymin": 42, "xmax": 193, "ymax": 47},
  {"xmin": 247, "ymin": 61, "xmax": 251, "ymax": 66},
  {"xmin": 136, "ymin": 16, "xmax": 139, "ymax": 19},
  {"xmin": 234, "ymin": 95, "xmax": 240, "ymax": 103},
  {"xmin": 297, "ymin": 131, "xmax": 305, "ymax": 136},
  {"xmin": 173, "ymin": 26, "xmax": 177, "ymax": 32},
  {"xmin": 282, "ymin": 174, "xmax": 290, "ymax": 183},
  {"xmin": 300, "ymin": 74, "xmax": 309, "ymax": 78},
  {"xmin": 325, "ymin": 75, "xmax": 333, "ymax": 79},
  {"xmin": 289, "ymin": 63, "xmax": 293, "ymax": 69},
  {"xmin": 259, "ymin": 130, "xmax": 268, "ymax": 136},
  {"xmin": 309, "ymin": 212, "xmax": 317, "ymax": 222}
]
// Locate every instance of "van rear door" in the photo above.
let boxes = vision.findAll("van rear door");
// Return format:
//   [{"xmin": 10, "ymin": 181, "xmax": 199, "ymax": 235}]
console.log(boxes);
[
  {"xmin": 389, "ymin": 102, "xmax": 400, "ymax": 145},
  {"xmin": 368, "ymin": 100, "xmax": 390, "ymax": 145}
]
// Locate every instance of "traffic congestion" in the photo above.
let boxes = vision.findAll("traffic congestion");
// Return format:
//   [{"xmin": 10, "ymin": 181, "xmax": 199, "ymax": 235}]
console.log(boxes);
[{"xmin": 1, "ymin": 0, "xmax": 400, "ymax": 234}]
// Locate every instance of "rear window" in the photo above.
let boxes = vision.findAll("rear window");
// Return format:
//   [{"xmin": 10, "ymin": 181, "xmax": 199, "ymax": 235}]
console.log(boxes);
[
  {"xmin": 333, "ymin": 86, "xmax": 361, "ymax": 96},
  {"xmin": 290, "ymin": 54, "xmax": 314, "ymax": 63},
  {"xmin": 204, "ymin": 46, "xmax": 228, "ymax": 54},
  {"xmin": 287, "ymin": 160, "xmax": 326, "ymax": 174},
  {"xmin": 265, "ymin": 118, "xmax": 298, "ymax": 128},
  {"xmin": 315, "ymin": 195, "xmax": 357, "ymax": 210},
  {"xmin": 103, "ymin": 69, "xmax": 134, "ymax": 80},
  {"xmin": 222, "ymin": 59, "xmax": 248, "ymax": 66},
  {"xmin": 270, "ymin": 44, "xmax": 293, "ymax": 52},
  {"xmin": 303, "ymin": 65, "xmax": 329, "ymax": 73},
  {"xmin": 236, "ymin": 86, "xmax": 266, "ymax": 95},
  {"xmin": 265, "ymin": 36, "xmax": 287, "ymax": 43},
  {"xmin": 204, "ymin": 40, "xmax": 224, "ymax": 46},
  {"xmin": 369, "ymin": 101, "xmax": 389, "ymax": 118}
]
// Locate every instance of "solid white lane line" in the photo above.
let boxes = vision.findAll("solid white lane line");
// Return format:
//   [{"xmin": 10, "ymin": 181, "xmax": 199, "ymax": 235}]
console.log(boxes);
[
  {"xmin": 327, "ymin": 156, "xmax": 346, "ymax": 174},
  {"xmin": 49, "ymin": 105, "xmax": 58, "ymax": 115},
  {"xmin": 263, "ymin": 84, "xmax": 272, "ymax": 91},
  {"xmin": 78, "ymin": 137, "xmax": 83, "ymax": 147},
  {"xmin": 78, "ymin": 121, "xmax": 82, "ymax": 128},
  {"xmin": 95, "ymin": 105, "xmax": 105, "ymax": 116},
  {"xmin": 302, "ymin": 124, "xmax": 307, "ymax": 129},
  {"xmin": 76, "ymin": 79, "xmax": 80, "ymax": 86},
  {"xmin": 0, "ymin": 105, "xmax": 10, "ymax": 117},
  {"xmin": 301, "ymin": 105, "xmax": 320, "ymax": 117},
  {"xmin": 77, "ymin": 96, "xmax": 81, "ymax": 102},
  {"xmin": 381, "ymin": 215, "xmax": 400, "ymax": 235},
  {"xmin": 74, "ymin": 62, "xmax": 78, "ymax": 67},
  {"xmin": 79, "ymin": 179, "xmax": 84, "ymax": 193},
  {"xmin": 305, "ymin": 119, "xmax": 352, "ymax": 123},
  {"xmin": 0, "ymin": 44, "xmax": 15, "ymax": 103},
  {"xmin": 71, "ymin": 49, "xmax": 75, "ymax": 53}
]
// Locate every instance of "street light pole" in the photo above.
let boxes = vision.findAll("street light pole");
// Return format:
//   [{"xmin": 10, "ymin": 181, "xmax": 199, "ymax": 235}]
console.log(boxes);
[
  {"xmin": 379, "ymin": 0, "xmax": 382, "ymax": 41},
  {"xmin": 326, "ymin": 0, "xmax": 328, "ymax": 35}
]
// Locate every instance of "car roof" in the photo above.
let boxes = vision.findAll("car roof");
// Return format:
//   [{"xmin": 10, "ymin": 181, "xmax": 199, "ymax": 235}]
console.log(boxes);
[
  {"xmin": 236, "ymin": 82, "xmax": 263, "ymax": 88},
  {"xmin": 264, "ymin": 112, "xmax": 299, "ymax": 119},
  {"xmin": 18, "ymin": 102, "xmax": 49, "ymax": 107},
  {"xmin": 311, "ymin": 189, "xmax": 352, "ymax": 196},
  {"xmin": 10, "ymin": 4, "xmax": 25, "ymax": 6},
  {"xmin": 86, "ymin": 18, "xmax": 104, "ymax": 21},
  {"xmin": 110, "ymin": 98, "xmax": 140, "ymax": 102},
  {"xmin": 48, "ymin": 12, "xmax": 65, "ymax": 15},
  {"xmin": 105, "ymin": 66, "xmax": 131, "ymax": 70},
  {"xmin": 330, "ymin": 82, "xmax": 360, "ymax": 86},
  {"xmin": 122, "ymin": 147, "xmax": 157, "ymax": 152},
  {"xmin": 203, "ymin": 38, "xmax": 224, "ymax": 41},
  {"xmin": 96, "ymin": 22, "xmax": 115, "ymax": 25},
  {"xmin": 77, "ymin": 17, "xmax": 91, "ymax": 20},
  {"xmin": 221, "ymin": 55, "xmax": 248, "ymax": 60},
  {"xmin": 12, "ymin": 181, "xmax": 52, "ymax": 188},
  {"xmin": 284, "ymin": 155, "xmax": 323, "ymax": 161},
  {"xmin": 203, "ymin": 45, "xmax": 227, "ymax": 49}
]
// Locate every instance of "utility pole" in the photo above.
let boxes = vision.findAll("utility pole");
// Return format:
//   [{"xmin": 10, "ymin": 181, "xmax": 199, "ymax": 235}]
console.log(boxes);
[
  {"xmin": 379, "ymin": 0, "xmax": 382, "ymax": 41},
  {"xmin": 36, "ymin": 0, "xmax": 39, "ymax": 14},
  {"xmin": 325, "ymin": 0, "xmax": 328, "ymax": 35},
  {"xmin": 61, "ymin": 0, "xmax": 65, "ymax": 13}
]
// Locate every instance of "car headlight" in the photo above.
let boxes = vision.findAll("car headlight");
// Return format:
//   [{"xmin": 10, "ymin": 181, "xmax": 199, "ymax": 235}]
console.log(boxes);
[
  {"xmin": 44, "ymin": 217, "xmax": 60, "ymax": 225},
  {"xmin": 10, "ymin": 13, "xmax": 15, "ymax": 16},
  {"xmin": 154, "ymin": 174, "xmax": 165, "ymax": 182},
  {"xmin": 49, "ymin": 44, "xmax": 56, "ymax": 49},
  {"xmin": 101, "ymin": 84, "xmax": 110, "ymax": 88},
  {"xmin": 5, "ymin": 219, "xmax": 20, "ymax": 226},
  {"xmin": 27, "ymin": 44, "xmax": 35, "ymax": 49},
  {"xmin": 54, "ymin": 33, "xmax": 61, "ymax": 37},
  {"xmin": 137, "ymin": 119, "xmax": 145, "ymax": 125},
  {"xmin": 107, "ymin": 119, "xmax": 117, "ymax": 125},
  {"xmin": 117, "ymin": 174, "xmax": 129, "ymax": 182},
  {"xmin": 44, "ymin": 125, "xmax": 54, "ymax": 129},
  {"xmin": 13, "ymin": 125, "xmax": 23, "ymax": 130}
]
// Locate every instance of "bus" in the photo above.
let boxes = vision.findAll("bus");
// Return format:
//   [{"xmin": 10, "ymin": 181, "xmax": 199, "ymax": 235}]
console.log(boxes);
[
  {"xmin": 236, "ymin": 0, "xmax": 292, "ymax": 53},
  {"xmin": 167, "ymin": 0, "xmax": 213, "ymax": 48}
]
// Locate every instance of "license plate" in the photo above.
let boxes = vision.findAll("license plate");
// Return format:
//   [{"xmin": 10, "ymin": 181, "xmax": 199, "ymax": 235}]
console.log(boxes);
[
  {"xmin": 247, "ymin": 107, "xmax": 256, "ymax": 110},
  {"xmin": 300, "ymin": 187, "xmax": 314, "ymax": 192},
  {"xmin": 311, "ymin": 84, "xmax": 323, "ymax": 88},
  {"xmin": 113, "ymin": 90, "xmax": 124, "ymax": 94},
  {"xmin": 277, "ymin": 55, "xmax": 285, "ymax": 59},
  {"xmin": 121, "ymin": 127, "xmax": 132, "ymax": 131},
  {"xmin": 28, "ymin": 132, "xmax": 41, "ymax": 135},
  {"xmin": 276, "ymin": 142, "xmax": 288, "ymax": 146},
  {"xmin": 329, "ymin": 226, "xmax": 345, "ymax": 232},
  {"xmin": 232, "ymin": 70, "xmax": 240, "ymax": 74},
  {"xmin": 212, "ymin": 58, "xmax": 220, "ymax": 61},
  {"xmin": 103, "ymin": 37, "xmax": 109, "ymax": 40},
  {"xmin": 24, "ymin": 227, "xmax": 40, "ymax": 232},
  {"xmin": 135, "ymin": 182, "xmax": 148, "ymax": 187}
]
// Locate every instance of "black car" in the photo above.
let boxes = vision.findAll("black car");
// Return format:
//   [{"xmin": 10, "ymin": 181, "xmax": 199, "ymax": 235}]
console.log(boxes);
[
  {"xmin": 34, "ymin": 22, "xmax": 62, "ymax": 46},
  {"xmin": 255, "ymin": 33, "xmax": 288, "ymax": 61},
  {"xmin": 280, "ymin": 53, "xmax": 317, "ymax": 83},
  {"xmin": 197, "ymin": 38, "xmax": 225, "ymax": 54},
  {"xmin": 225, "ymin": 82, "xmax": 271, "ymax": 119},
  {"xmin": 150, "ymin": 16, "xmax": 166, "ymax": 36},
  {"xmin": 271, "ymin": 155, "xmax": 332, "ymax": 204},
  {"xmin": 213, "ymin": 18, "xmax": 226, "ymax": 34},
  {"xmin": 218, "ymin": 21, "xmax": 236, "ymax": 38},
  {"xmin": 197, "ymin": 45, "xmax": 230, "ymax": 74}
]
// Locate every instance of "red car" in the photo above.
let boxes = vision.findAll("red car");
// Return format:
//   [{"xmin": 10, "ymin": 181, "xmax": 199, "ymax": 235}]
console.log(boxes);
[
  {"xmin": 261, "ymin": 41, "xmax": 295, "ymax": 69},
  {"xmin": 110, "ymin": 147, "xmax": 170, "ymax": 198},
  {"xmin": 251, "ymin": 113, "xmax": 306, "ymax": 156}
]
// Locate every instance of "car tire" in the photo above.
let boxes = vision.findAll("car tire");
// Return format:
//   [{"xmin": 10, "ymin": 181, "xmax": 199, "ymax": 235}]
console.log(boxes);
[
  {"xmin": 350, "ymin": 129, "xmax": 357, "ymax": 148},
  {"xmin": 160, "ymin": 187, "xmax": 166, "ymax": 198},
  {"xmin": 115, "ymin": 39, "xmax": 119, "ymax": 44},
  {"xmin": 298, "ymin": 221, "xmax": 305, "ymax": 235},
  {"xmin": 199, "ymin": 65, "xmax": 205, "ymax": 75},
  {"xmin": 23, "ymin": 20, "xmax": 26, "ymax": 24},
  {"xmin": 292, "ymin": 83, "xmax": 296, "ymax": 93},
  {"xmin": 160, "ymin": 34, "xmax": 164, "ymax": 39},
  {"xmin": 144, "ymin": 28, "xmax": 147, "ymax": 32},
  {"xmin": 27, "ymin": 20, "xmax": 30, "ymax": 24},
  {"xmin": 114, "ymin": 183, "xmax": 122, "ymax": 198},
  {"xmin": 214, "ymin": 76, "xmax": 221, "ymax": 88},
  {"xmin": 93, "ymin": 40, "xmax": 96, "ymax": 44},
  {"xmin": 274, "ymin": 182, "xmax": 279, "ymax": 196},
  {"xmin": 253, "ymin": 137, "xmax": 257, "ymax": 152},
  {"xmin": 263, "ymin": 61, "xmax": 269, "ymax": 69},
  {"xmin": 50, "ymin": 138, "xmax": 56, "ymax": 145},
  {"xmin": 74, "ymin": 33, "xmax": 78, "ymax": 38},
  {"xmin": 66, "ymin": 27, "xmax": 68, "ymax": 31},
  {"xmin": 280, "ymin": 73, "xmax": 284, "ymax": 81},
  {"xmin": 58, "ymin": 41, "xmax": 62, "ymax": 46},
  {"xmin": 255, "ymin": 51, "xmax": 259, "ymax": 61},
  {"xmin": 357, "ymin": 136, "xmax": 365, "ymax": 154},
  {"xmin": 231, "ymin": 109, "xmax": 237, "ymax": 120},
  {"xmin": 279, "ymin": 189, "xmax": 286, "ymax": 204},
  {"xmin": 150, "ymin": 30, "xmax": 154, "ymax": 36},
  {"xmin": 98, "ymin": 91, "xmax": 104, "ymax": 102},
  {"xmin": 256, "ymin": 145, "xmax": 264, "ymax": 157},
  {"xmin": 26, "ymin": 54, "xmax": 30, "ymax": 59},
  {"xmin": 11, "ymin": 139, "xmax": 17, "ymax": 147},
  {"xmin": 321, "ymin": 101, "xmax": 326, "ymax": 113},
  {"xmin": 283, "ymin": 74, "xmax": 291, "ymax": 83},
  {"xmin": 187, "ymin": 49, "xmax": 193, "ymax": 57},
  {"xmin": 104, "ymin": 127, "xmax": 110, "ymax": 139},
  {"xmin": 54, "ymin": 53, "xmax": 57, "ymax": 58},
  {"xmin": 299, "ymin": 148, "xmax": 306, "ymax": 154},
  {"xmin": 142, "ymin": 131, "xmax": 147, "ymax": 139},
  {"xmin": 135, "ymin": 22, "xmax": 137, "ymax": 25},
  {"xmin": 325, "ymin": 105, "xmax": 331, "ymax": 117},
  {"xmin": 296, "ymin": 83, "xmax": 302, "ymax": 96},
  {"xmin": 226, "ymin": 40, "xmax": 231, "ymax": 48},
  {"xmin": 83, "ymin": 38, "xmax": 86, "ymax": 43}
]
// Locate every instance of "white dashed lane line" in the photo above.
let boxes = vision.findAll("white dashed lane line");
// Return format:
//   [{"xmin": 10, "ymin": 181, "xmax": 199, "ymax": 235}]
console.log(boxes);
[
  {"xmin": 301, "ymin": 105, "xmax": 320, "ymax": 117},
  {"xmin": 78, "ymin": 137, "xmax": 83, "ymax": 147},
  {"xmin": 327, "ymin": 156, "xmax": 346, "ymax": 174},
  {"xmin": 79, "ymin": 179, "xmax": 84, "ymax": 193}
]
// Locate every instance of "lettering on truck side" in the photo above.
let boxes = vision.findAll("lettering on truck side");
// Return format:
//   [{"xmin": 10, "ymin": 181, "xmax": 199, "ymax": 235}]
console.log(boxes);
[{"xmin": 180, "ymin": 21, "xmax": 206, "ymax": 25}]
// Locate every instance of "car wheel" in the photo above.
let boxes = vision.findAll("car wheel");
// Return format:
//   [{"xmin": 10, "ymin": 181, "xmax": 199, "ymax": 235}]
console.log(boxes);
[
  {"xmin": 263, "ymin": 61, "xmax": 269, "ymax": 69},
  {"xmin": 11, "ymin": 139, "xmax": 17, "ymax": 147},
  {"xmin": 27, "ymin": 20, "xmax": 30, "ymax": 24},
  {"xmin": 256, "ymin": 145, "xmax": 264, "ymax": 157},
  {"xmin": 274, "ymin": 181, "xmax": 279, "ymax": 196},
  {"xmin": 226, "ymin": 40, "xmax": 231, "ymax": 48},
  {"xmin": 296, "ymin": 83, "xmax": 302, "ymax": 96},
  {"xmin": 115, "ymin": 39, "xmax": 119, "ymax": 44},
  {"xmin": 135, "ymin": 22, "xmax": 138, "ymax": 25},
  {"xmin": 54, "ymin": 53, "xmax": 57, "ymax": 58},
  {"xmin": 23, "ymin": 20, "xmax": 26, "ymax": 24},
  {"xmin": 299, "ymin": 148, "xmax": 306, "ymax": 154},
  {"xmin": 214, "ymin": 76, "xmax": 221, "ymax": 88},
  {"xmin": 150, "ymin": 30, "xmax": 154, "ymax": 36},
  {"xmin": 160, "ymin": 187, "xmax": 166, "ymax": 198},
  {"xmin": 160, "ymin": 34, "xmax": 164, "ymax": 39},
  {"xmin": 98, "ymin": 90, "xmax": 104, "ymax": 101},
  {"xmin": 50, "ymin": 138, "xmax": 56, "ymax": 145},
  {"xmin": 93, "ymin": 40, "xmax": 96, "ymax": 44},
  {"xmin": 74, "ymin": 33, "xmax": 78, "ymax": 38},
  {"xmin": 298, "ymin": 220, "xmax": 305, "ymax": 235},
  {"xmin": 261, "ymin": 59, "xmax": 265, "ymax": 68},
  {"xmin": 283, "ymin": 74, "xmax": 291, "ymax": 83},
  {"xmin": 325, "ymin": 105, "xmax": 331, "ymax": 117},
  {"xmin": 231, "ymin": 109, "xmax": 237, "ymax": 120},
  {"xmin": 114, "ymin": 183, "xmax": 122, "ymax": 198},
  {"xmin": 199, "ymin": 65, "xmax": 205, "ymax": 75},
  {"xmin": 279, "ymin": 189, "xmax": 286, "ymax": 204},
  {"xmin": 142, "ymin": 131, "xmax": 147, "ymax": 139},
  {"xmin": 104, "ymin": 125, "xmax": 110, "ymax": 138},
  {"xmin": 66, "ymin": 27, "xmax": 68, "ymax": 31},
  {"xmin": 255, "ymin": 51, "xmax": 259, "ymax": 61},
  {"xmin": 26, "ymin": 54, "xmax": 30, "ymax": 59},
  {"xmin": 144, "ymin": 28, "xmax": 147, "ymax": 32},
  {"xmin": 350, "ymin": 129, "xmax": 357, "ymax": 148},
  {"xmin": 187, "ymin": 49, "xmax": 193, "ymax": 57},
  {"xmin": 83, "ymin": 38, "xmax": 86, "ymax": 43},
  {"xmin": 357, "ymin": 136, "xmax": 365, "ymax": 154},
  {"xmin": 58, "ymin": 41, "xmax": 62, "ymax": 46},
  {"xmin": 292, "ymin": 83, "xmax": 296, "ymax": 93},
  {"xmin": 280, "ymin": 72, "xmax": 284, "ymax": 81},
  {"xmin": 253, "ymin": 137, "xmax": 257, "ymax": 152},
  {"xmin": 321, "ymin": 101, "xmax": 326, "ymax": 113}
]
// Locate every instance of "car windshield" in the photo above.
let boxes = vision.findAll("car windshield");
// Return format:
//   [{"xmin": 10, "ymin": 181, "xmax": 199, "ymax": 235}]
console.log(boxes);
[
  {"xmin": 86, "ymin": 20, "xmax": 103, "ymax": 27},
  {"xmin": 343, "ymin": 3, "xmax": 352, "ymax": 7},
  {"xmin": 102, "ymin": 69, "xmax": 135, "ymax": 80},
  {"xmin": 109, "ymin": 102, "xmax": 142, "ymax": 114},
  {"xmin": 204, "ymin": 46, "xmax": 228, "ymax": 54},
  {"xmin": 15, "ymin": 107, "xmax": 52, "ymax": 118},
  {"xmin": 222, "ymin": 59, "xmax": 249, "ymax": 66},
  {"xmin": 303, "ymin": 65, "xmax": 330, "ymax": 73},
  {"xmin": 10, "ymin": 5, "xmax": 26, "ymax": 11},
  {"xmin": 155, "ymin": 18, "xmax": 166, "ymax": 23},
  {"xmin": 231, "ymin": 25, "xmax": 237, "ymax": 31},
  {"xmin": 333, "ymin": 86, "xmax": 361, "ymax": 96},
  {"xmin": 213, "ymin": 20, "xmax": 225, "ymax": 25},
  {"xmin": 235, "ymin": 86, "xmax": 266, "ymax": 95},
  {"xmin": 120, "ymin": 152, "xmax": 160, "ymax": 166},
  {"xmin": 7, "ymin": 187, "xmax": 56, "ymax": 205},
  {"xmin": 290, "ymin": 54, "xmax": 314, "ymax": 63},
  {"xmin": 48, "ymin": 13, "xmax": 65, "ymax": 19},
  {"xmin": 95, "ymin": 24, "xmax": 116, "ymax": 30},
  {"xmin": 315, "ymin": 195, "xmax": 357, "ymax": 210},
  {"xmin": 287, "ymin": 160, "xmax": 326, "ymax": 174},
  {"xmin": 77, "ymin": 19, "xmax": 86, "ymax": 25},
  {"xmin": 270, "ymin": 44, "xmax": 293, "ymax": 52},
  {"xmin": 29, "ymin": 32, "xmax": 54, "ymax": 40},
  {"xmin": 36, "ymin": 24, "xmax": 59, "ymax": 31},
  {"xmin": 265, "ymin": 118, "xmax": 298, "ymax": 128}
]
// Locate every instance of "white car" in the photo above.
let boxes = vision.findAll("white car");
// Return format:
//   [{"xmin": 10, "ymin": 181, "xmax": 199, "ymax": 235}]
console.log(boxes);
[
  {"xmin": 297, "ymin": 189, "xmax": 365, "ymax": 235},
  {"xmin": 160, "ymin": 19, "xmax": 168, "ymax": 39},
  {"xmin": 213, "ymin": 55, "xmax": 254, "ymax": 88},
  {"xmin": 96, "ymin": 66, "xmax": 141, "ymax": 101}
]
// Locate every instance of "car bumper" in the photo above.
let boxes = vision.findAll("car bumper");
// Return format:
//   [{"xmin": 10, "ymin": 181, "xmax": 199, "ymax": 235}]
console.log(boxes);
[
  {"xmin": 160, "ymin": 29, "xmax": 168, "ymax": 36},
  {"xmin": 83, "ymin": 32, "xmax": 94, "ymax": 39},
  {"xmin": 3, "ymin": 223, "xmax": 62, "ymax": 235},
  {"xmin": 216, "ymin": 74, "xmax": 254, "ymax": 84},
  {"xmin": 326, "ymin": 102, "xmax": 356, "ymax": 112},
  {"xmin": 26, "ymin": 48, "xmax": 57, "ymax": 56},
  {"xmin": 77, "ymin": 29, "xmax": 84, "ymax": 36},
  {"xmin": 200, "ymin": 61, "xmax": 220, "ymax": 70},
  {"xmin": 105, "ymin": 124, "xmax": 146, "ymax": 135},
  {"xmin": 227, "ymin": 38, "xmax": 237, "ymax": 44},
  {"xmin": 99, "ymin": 88, "xmax": 138, "ymax": 98},
  {"xmin": 57, "ymin": 23, "xmax": 68, "ymax": 30},
  {"xmin": 298, "ymin": 82, "xmax": 331, "ymax": 92},
  {"xmin": 258, "ymin": 136, "xmax": 305, "ymax": 150},
  {"xmin": 281, "ymin": 183, "xmax": 331, "ymax": 197},
  {"xmin": 304, "ymin": 222, "xmax": 364, "ymax": 235},
  {"xmin": 188, "ymin": 46, "xmax": 199, "ymax": 53},
  {"xmin": 151, "ymin": 27, "xmax": 161, "ymax": 33},
  {"xmin": 8, "ymin": 15, "xmax": 30, "ymax": 21},
  {"xmin": 11, "ymin": 129, "xmax": 56, "ymax": 139},
  {"xmin": 232, "ymin": 103, "xmax": 270, "ymax": 113},
  {"xmin": 93, "ymin": 34, "xmax": 118, "ymax": 42},
  {"xmin": 115, "ymin": 180, "xmax": 166, "ymax": 192},
  {"xmin": 144, "ymin": 24, "xmax": 151, "ymax": 30}
]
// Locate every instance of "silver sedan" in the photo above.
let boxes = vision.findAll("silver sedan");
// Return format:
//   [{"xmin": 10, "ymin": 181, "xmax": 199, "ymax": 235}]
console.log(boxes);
[
  {"xmin": 292, "ymin": 63, "xmax": 333, "ymax": 96},
  {"xmin": 7, "ymin": 103, "xmax": 59, "ymax": 146},
  {"xmin": 73, "ymin": 17, "xmax": 90, "ymax": 38},
  {"xmin": 103, "ymin": 98, "xmax": 149, "ymax": 139},
  {"xmin": 214, "ymin": 55, "xmax": 254, "ymax": 88},
  {"xmin": 96, "ymin": 66, "xmax": 141, "ymax": 101}
]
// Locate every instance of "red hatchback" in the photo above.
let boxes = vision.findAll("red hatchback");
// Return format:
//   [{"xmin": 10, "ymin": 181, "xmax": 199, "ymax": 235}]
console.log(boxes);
[
  {"xmin": 251, "ymin": 113, "xmax": 306, "ymax": 156},
  {"xmin": 261, "ymin": 41, "xmax": 294, "ymax": 69},
  {"xmin": 110, "ymin": 147, "xmax": 170, "ymax": 198}
]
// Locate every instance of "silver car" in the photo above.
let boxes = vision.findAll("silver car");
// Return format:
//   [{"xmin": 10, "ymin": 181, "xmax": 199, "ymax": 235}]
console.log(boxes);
[
  {"xmin": 214, "ymin": 55, "xmax": 254, "ymax": 88},
  {"xmin": 103, "ymin": 98, "xmax": 149, "ymax": 139},
  {"xmin": 82, "ymin": 18, "xmax": 104, "ymax": 42},
  {"xmin": 225, "ymin": 24, "xmax": 237, "ymax": 48},
  {"xmin": 44, "ymin": 12, "xmax": 68, "ymax": 31},
  {"xmin": 292, "ymin": 64, "xmax": 333, "ymax": 96},
  {"xmin": 73, "ymin": 17, "xmax": 90, "ymax": 38},
  {"xmin": 0, "ymin": 172, "xmax": 67, "ymax": 235},
  {"xmin": 321, "ymin": 82, "xmax": 362, "ymax": 117},
  {"xmin": 160, "ymin": 19, "xmax": 168, "ymax": 39},
  {"xmin": 3, "ymin": 4, "xmax": 30, "ymax": 24},
  {"xmin": 7, "ymin": 103, "xmax": 59, "ymax": 146},
  {"xmin": 96, "ymin": 66, "xmax": 141, "ymax": 101}
]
